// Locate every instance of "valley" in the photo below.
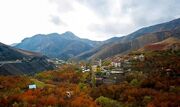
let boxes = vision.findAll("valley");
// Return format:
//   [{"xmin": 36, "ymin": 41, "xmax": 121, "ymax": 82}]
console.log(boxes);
[
  {"xmin": 0, "ymin": 18, "xmax": 179, "ymax": 107},
  {"xmin": 0, "ymin": 49, "xmax": 179, "ymax": 107}
]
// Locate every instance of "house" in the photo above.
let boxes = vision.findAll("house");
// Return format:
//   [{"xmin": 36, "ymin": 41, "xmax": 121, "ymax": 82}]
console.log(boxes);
[
  {"xmin": 133, "ymin": 56, "xmax": 138, "ymax": 60},
  {"xmin": 111, "ymin": 62, "xmax": 121, "ymax": 68},
  {"xmin": 165, "ymin": 68, "xmax": 180, "ymax": 77},
  {"xmin": 122, "ymin": 59, "xmax": 131, "ymax": 68},
  {"xmin": 95, "ymin": 77, "xmax": 103, "ymax": 85},
  {"xmin": 139, "ymin": 54, "xmax": 145, "ymax": 61},
  {"xmin": 92, "ymin": 60, "xmax": 102, "ymax": 67},
  {"xmin": 82, "ymin": 69, "xmax": 90, "ymax": 73},
  {"xmin": 28, "ymin": 84, "xmax": 36, "ymax": 89},
  {"xmin": 109, "ymin": 70, "xmax": 125, "ymax": 83},
  {"xmin": 99, "ymin": 59, "xmax": 102, "ymax": 67},
  {"xmin": 111, "ymin": 70, "xmax": 124, "ymax": 74},
  {"xmin": 81, "ymin": 66, "xmax": 86, "ymax": 71}
]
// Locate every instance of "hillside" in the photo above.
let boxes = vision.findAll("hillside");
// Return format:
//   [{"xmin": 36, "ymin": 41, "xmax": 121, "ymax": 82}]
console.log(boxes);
[
  {"xmin": 0, "ymin": 50, "xmax": 179, "ymax": 107},
  {"xmin": 76, "ymin": 18, "xmax": 180, "ymax": 60},
  {"xmin": 121, "ymin": 18, "xmax": 180, "ymax": 41},
  {"xmin": 15, "ymin": 31, "xmax": 102, "ymax": 60},
  {"xmin": 0, "ymin": 42, "xmax": 55, "ymax": 75},
  {"xmin": 139, "ymin": 37, "xmax": 180, "ymax": 51}
]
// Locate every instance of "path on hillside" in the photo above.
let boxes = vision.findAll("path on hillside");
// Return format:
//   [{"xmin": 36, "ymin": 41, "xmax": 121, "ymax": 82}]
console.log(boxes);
[
  {"xmin": 0, "ymin": 60, "xmax": 22, "ymax": 64},
  {"xmin": 0, "ymin": 60, "xmax": 22, "ymax": 67}
]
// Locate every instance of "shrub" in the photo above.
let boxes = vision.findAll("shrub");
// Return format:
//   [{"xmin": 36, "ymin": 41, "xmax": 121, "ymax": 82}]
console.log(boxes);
[
  {"xmin": 95, "ymin": 96, "xmax": 122, "ymax": 107},
  {"xmin": 130, "ymin": 79, "xmax": 141, "ymax": 87}
]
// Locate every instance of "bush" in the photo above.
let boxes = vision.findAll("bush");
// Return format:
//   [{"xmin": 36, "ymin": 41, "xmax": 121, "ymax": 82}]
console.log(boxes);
[
  {"xmin": 95, "ymin": 96, "xmax": 122, "ymax": 107},
  {"xmin": 130, "ymin": 79, "xmax": 141, "ymax": 87}
]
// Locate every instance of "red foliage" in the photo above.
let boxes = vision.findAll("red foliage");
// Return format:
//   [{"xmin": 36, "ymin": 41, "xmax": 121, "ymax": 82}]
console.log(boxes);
[
  {"xmin": 151, "ymin": 92, "xmax": 180, "ymax": 107},
  {"xmin": 0, "ymin": 76, "xmax": 31, "ymax": 89},
  {"xmin": 71, "ymin": 94, "xmax": 98, "ymax": 107},
  {"xmin": 145, "ymin": 43, "xmax": 167, "ymax": 51}
]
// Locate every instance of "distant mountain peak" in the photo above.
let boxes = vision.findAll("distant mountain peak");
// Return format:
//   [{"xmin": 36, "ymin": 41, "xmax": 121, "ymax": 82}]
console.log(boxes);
[
  {"xmin": 48, "ymin": 33, "xmax": 60, "ymax": 36},
  {"xmin": 61, "ymin": 31, "xmax": 80, "ymax": 40},
  {"xmin": 63, "ymin": 31, "xmax": 74, "ymax": 35}
]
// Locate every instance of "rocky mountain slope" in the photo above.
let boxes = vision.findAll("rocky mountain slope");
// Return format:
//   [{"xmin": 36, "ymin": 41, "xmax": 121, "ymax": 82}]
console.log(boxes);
[
  {"xmin": 0, "ymin": 42, "xmax": 55, "ymax": 75},
  {"xmin": 138, "ymin": 37, "xmax": 180, "ymax": 51},
  {"xmin": 76, "ymin": 18, "xmax": 180, "ymax": 60},
  {"xmin": 15, "ymin": 31, "xmax": 102, "ymax": 60}
]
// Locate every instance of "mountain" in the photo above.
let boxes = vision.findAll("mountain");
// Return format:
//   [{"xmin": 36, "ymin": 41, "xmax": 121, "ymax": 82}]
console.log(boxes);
[
  {"xmin": 0, "ymin": 42, "xmax": 55, "ymax": 75},
  {"xmin": 10, "ymin": 43, "xmax": 18, "ymax": 47},
  {"xmin": 15, "ymin": 31, "xmax": 102, "ymax": 60},
  {"xmin": 138, "ymin": 37, "xmax": 180, "ymax": 51},
  {"xmin": 121, "ymin": 18, "xmax": 180, "ymax": 41},
  {"xmin": 0, "ymin": 42, "xmax": 42, "ymax": 61},
  {"xmin": 76, "ymin": 18, "xmax": 180, "ymax": 60}
]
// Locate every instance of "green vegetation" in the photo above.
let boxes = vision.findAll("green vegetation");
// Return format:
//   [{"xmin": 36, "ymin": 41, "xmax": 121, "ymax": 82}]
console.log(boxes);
[
  {"xmin": 96, "ymin": 96, "xmax": 123, "ymax": 107},
  {"xmin": 30, "ymin": 79, "xmax": 46, "ymax": 88}
]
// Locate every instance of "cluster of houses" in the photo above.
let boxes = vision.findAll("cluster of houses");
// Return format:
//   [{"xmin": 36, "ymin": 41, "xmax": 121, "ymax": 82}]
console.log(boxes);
[
  {"xmin": 81, "ymin": 66, "xmax": 90, "ymax": 73},
  {"xmin": 47, "ymin": 58, "xmax": 67, "ymax": 67},
  {"xmin": 80, "ymin": 54, "xmax": 145, "ymax": 86},
  {"xmin": 80, "ymin": 60, "xmax": 125, "ymax": 85},
  {"xmin": 111, "ymin": 54, "xmax": 145, "ymax": 67},
  {"xmin": 27, "ymin": 54, "xmax": 146, "ymax": 89}
]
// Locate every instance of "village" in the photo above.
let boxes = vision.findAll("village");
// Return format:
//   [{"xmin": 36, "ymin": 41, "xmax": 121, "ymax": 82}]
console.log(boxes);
[
  {"xmin": 26, "ymin": 53, "xmax": 146, "ymax": 99},
  {"xmin": 27, "ymin": 53, "xmax": 145, "ymax": 90},
  {"xmin": 80, "ymin": 53, "xmax": 145, "ymax": 86},
  {"xmin": 26, "ymin": 50, "xmax": 179, "ymax": 102}
]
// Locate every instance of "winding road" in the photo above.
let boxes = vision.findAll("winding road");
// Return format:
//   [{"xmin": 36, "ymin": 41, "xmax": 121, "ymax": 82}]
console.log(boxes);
[{"xmin": 0, "ymin": 60, "xmax": 22, "ymax": 67}]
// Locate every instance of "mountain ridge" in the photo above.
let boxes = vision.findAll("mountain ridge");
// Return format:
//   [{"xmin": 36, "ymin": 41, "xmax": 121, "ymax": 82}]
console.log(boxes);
[
  {"xmin": 0, "ymin": 42, "xmax": 55, "ymax": 75},
  {"xmin": 138, "ymin": 37, "xmax": 180, "ymax": 51},
  {"xmin": 14, "ymin": 18, "xmax": 180, "ymax": 61},
  {"xmin": 75, "ymin": 18, "xmax": 180, "ymax": 60},
  {"xmin": 15, "ymin": 31, "xmax": 103, "ymax": 60}
]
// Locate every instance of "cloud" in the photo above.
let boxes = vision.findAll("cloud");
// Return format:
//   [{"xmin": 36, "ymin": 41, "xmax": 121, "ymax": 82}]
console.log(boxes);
[
  {"xmin": 49, "ymin": 15, "xmax": 67, "ymax": 26},
  {"xmin": 121, "ymin": 0, "xmax": 180, "ymax": 27},
  {"xmin": 0, "ymin": 0, "xmax": 180, "ymax": 44},
  {"xmin": 47, "ymin": 0, "xmax": 180, "ymax": 40},
  {"xmin": 48, "ymin": 0, "xmax": 74, "ymax": 13},
  {"xmin": 89, "ymin": 22, "xmax": 134, "ymax": 36},
  {"xmin": 77, "ymin": 0, "xmax": 111, "ymax": 17}
]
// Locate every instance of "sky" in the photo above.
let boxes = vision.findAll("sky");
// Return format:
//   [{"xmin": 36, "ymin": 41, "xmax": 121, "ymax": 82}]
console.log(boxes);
[{"xmin": 0, "ymin": 0, "xmax": 180, "ymax": 44}]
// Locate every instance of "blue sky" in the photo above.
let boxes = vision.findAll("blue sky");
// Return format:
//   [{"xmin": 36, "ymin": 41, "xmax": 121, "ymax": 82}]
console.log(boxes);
[{"xmin": 0, "ymin": 0, "xmax": 180, "ymax": 44}]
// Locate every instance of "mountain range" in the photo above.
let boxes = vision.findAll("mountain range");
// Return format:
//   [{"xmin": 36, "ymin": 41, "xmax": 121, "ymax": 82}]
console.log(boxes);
[
  {"xmin": 14, "ymin": 18, "xmax": 180, "ymax": 61},
  {"xmin": 1, "ymin": 18, "xmax": 180, "ymax": 75},
  {"xmin": 75, "ymin": 18, "xmax": 180, "ymax": 60}
]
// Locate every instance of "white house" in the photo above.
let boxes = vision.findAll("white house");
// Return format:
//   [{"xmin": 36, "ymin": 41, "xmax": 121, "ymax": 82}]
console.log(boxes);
[
  {"xmin": 82, "ymin": 69, "xmax": 90, "ymax": 73},
  {"xmin": 28, "ymin": 84, "xmax": 36, "ymax": 89},
  {"xmin": 111, "ymin": 62, "xmax": 121, "ymax": 68},
  {"xmin": 139, "ymin": 54, "xmax": 145, "ymax": 61}
]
